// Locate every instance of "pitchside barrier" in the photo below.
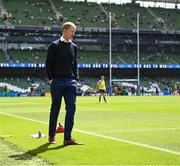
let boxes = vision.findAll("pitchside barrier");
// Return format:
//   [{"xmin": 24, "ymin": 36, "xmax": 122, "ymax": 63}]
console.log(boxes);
[
  {"xmin": 0, "ymin": 92, "xmax": 19, "ymax": 97},
  {"xmin": 0, "ymin": 92, "xmax": 44, "ymax": 97},
  {"xmin": 111, "ymin": 79, "xmax": 140, "ymax": 96}
]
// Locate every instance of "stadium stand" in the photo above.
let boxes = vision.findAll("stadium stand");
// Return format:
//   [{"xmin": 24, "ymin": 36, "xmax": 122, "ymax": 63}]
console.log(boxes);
[
  {"xmin": 7, "ymin": 49, "xmax": 46, "ymax": 63},
  {"xmin": 0, "ymin": 47, "xmax": 179, "ymax": 65},
  {"xmin": 2, "ymin": 0, "xmax": 56, "ymax": 26},
  {"xmin": 78, "ymin": 50, "xmax": 108, "ymax": 63},
  {"xmin": 116, "ymin": 52, "xmax": 180, "ymax": 64},
  {"xmin": 0, "ymin": 49, "xmax": 7, "ymax": 63},
  {"xmin": 0, "ymin": 0, "xmax": 179, "ymax": 95},
  {"xmin": 102, "ymin": 3, "xmax": 156, "ymax": 29},
  {"xmin": 1, "ymin": 0, "xmax": 179, "ymax": 30},
  {"xmin": 149, "ymin": 7, "xmax": 180, "ymax": 30},
  {"xmin": 52, "ymin": 0, "xmax": 108, "ymax": 28},
  {"xmin": 0, "ymin": 75, "xmax": 49, "ymax": 93}
]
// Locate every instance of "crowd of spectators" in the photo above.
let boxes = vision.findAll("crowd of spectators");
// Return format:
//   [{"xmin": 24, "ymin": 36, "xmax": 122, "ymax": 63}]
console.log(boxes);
[
  {"xmin": 0, "ymin": 75, "xmax": 179, "ymax": 96},
  {"xmin": 0, "ymin": 46, "xmax": 179, "ymax": 65},
  {"xmin": 1, "ymin": 0, "xmax": 179, "ymax": 30},
  {"xmin": 0, "ymin": 76, "xmax": 48, "ymax": 95},
  {"xmin": 2, "ymin": 0, "xmax": 56, "ymax": 26}
]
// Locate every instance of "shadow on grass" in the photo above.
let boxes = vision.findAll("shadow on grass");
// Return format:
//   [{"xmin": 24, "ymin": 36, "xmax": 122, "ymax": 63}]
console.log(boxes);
[{"xmin": 9, "ymin": 143, "xmax": 67, "ymax": 160}]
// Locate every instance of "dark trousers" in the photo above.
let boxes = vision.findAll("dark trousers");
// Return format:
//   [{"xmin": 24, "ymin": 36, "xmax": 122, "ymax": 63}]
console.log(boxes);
[{"xmin": 49, "ymin": 78, "xmax": 77, "ymax": 140}]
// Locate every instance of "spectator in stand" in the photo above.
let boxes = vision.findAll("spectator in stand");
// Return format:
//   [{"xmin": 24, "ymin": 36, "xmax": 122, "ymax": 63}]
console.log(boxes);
[
  {"xmin": 141, "ymin": 86, "xmax": 145, "ymax": 96},
  {"xmin": 172, "ymin": 83, "xmax": 178, "ymax": 95},
  {"xmin": 155, "ymin": 86, "xmax": 159, "ymax": 96}
]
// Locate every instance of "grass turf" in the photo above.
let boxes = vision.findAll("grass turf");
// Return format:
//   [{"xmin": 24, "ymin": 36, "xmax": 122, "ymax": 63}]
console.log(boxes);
[{"xmin": 0, "ymin": 96, "xmax": 180, "ymax": 165}]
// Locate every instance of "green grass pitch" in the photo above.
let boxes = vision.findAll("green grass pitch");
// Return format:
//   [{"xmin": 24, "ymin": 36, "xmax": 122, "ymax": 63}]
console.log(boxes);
[{"xmin": 0, "ymin": 96, "xmax": 180, "ymax": 165}]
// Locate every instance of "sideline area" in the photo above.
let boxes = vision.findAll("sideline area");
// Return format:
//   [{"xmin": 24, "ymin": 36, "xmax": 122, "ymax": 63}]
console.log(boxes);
[{"xmin": 0, "ymin": 139, "xmax": 51, "ymax": 166}]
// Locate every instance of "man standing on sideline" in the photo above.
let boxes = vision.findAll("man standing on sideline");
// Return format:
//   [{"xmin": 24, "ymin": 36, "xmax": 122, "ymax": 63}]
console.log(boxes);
[
  {"xmin": 46, "ymin": 22, "xmax": 82, "ymax": 145},
  {"xmin": 97, "ymin": 76, "xmax": 107, "ymax": 103}
]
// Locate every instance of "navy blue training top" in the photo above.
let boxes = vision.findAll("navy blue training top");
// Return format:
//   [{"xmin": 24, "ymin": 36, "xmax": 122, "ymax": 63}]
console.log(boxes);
[{"xmin": 45, "ymin": 39, "xmax": 79, "ymax": 81}]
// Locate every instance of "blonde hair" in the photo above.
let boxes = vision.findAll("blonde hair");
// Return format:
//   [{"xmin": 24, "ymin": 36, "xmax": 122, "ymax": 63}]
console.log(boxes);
[
  {"xmin": 62, "ymin": 22, "xmax": 76, "ymax": 31},
  {"xmin": 101, "ymin": 76, "xmax": 105, "ymax": 79}
]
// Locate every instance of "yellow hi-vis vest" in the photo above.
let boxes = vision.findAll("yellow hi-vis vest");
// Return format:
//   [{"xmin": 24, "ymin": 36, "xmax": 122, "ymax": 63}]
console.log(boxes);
[{"xmin": 98, "ymin": 80, "xmax": 106, "ymax": 90}]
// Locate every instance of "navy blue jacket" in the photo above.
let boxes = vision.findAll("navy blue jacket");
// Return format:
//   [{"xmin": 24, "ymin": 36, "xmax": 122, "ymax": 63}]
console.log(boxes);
[{"xmin": 46, "ymin": 39, "xmax": 79, "ymax": 81}]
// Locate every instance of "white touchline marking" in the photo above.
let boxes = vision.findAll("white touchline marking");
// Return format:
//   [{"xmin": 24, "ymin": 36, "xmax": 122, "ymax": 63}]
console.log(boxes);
[
  {"xmin": 1, "ymin": 111, "xmax": 180, "ymax": 155},
  {"xmin": 75, "ymin": 129, "xmax": 180, "ymax": 155},
  {"xmin": 101, "ymin": 127, "xmax": 180, "ymax": 134},
  {"xmin": 1, "ymin": 102, "xmax": 45, "ymax": 105},
  {"xmin": 0, "ymin": 112, "xmax": 48, "ymax": 125}
]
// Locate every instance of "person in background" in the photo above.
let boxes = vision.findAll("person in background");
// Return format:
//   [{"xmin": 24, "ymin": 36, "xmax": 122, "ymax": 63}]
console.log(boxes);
[{"xmin": 97, "ymin": 76, "xmax": 107, "ymax": 103}]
